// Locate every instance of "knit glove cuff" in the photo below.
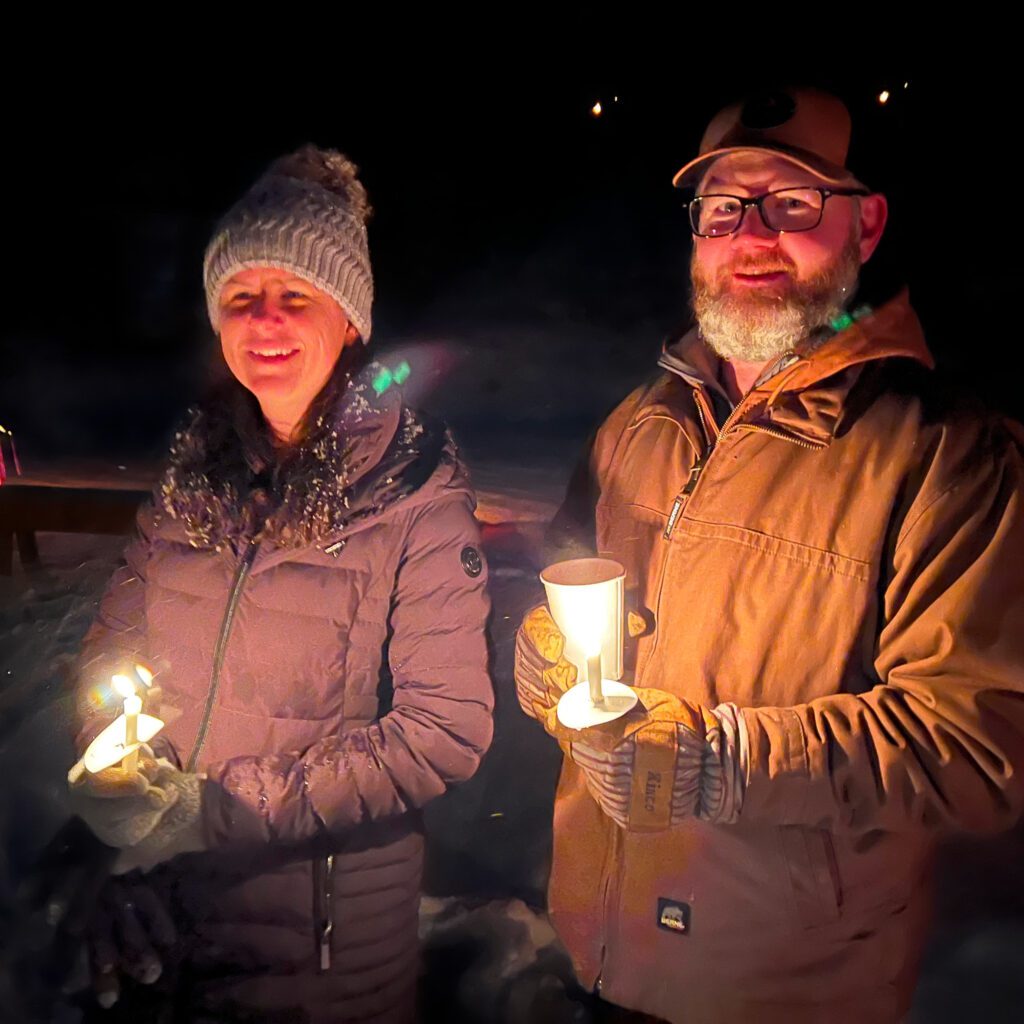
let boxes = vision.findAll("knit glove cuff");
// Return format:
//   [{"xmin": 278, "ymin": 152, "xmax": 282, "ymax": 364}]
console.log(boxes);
[{"xmin": 672, "ymin": 702, "xmax": 748, "ymax": 824}]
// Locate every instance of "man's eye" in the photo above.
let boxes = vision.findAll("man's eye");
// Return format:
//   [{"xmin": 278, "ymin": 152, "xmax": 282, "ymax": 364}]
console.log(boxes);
[
  {"xmin": 226, "ymin": 292, "xmax": 253, "ymax": 304},
  {"xmin": 282, "ymin": 290, "xmax": 307, "ymax": 301},
  {"xmin": 710, "ymin": 199, "xmax": 739, "ymax": 215},
  {"xmin": 772, "ymin": 191, "xmax": 816, "ymax": 212}
]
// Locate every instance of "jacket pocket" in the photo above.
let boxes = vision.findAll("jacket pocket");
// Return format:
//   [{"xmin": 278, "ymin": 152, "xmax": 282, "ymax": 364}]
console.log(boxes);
[
  {"xmin": 777, "ymin": 826, "xmax": 843, "ymax": 929},
  {"xmin": 312, "ymin": 853, "xmax": 335, "ymax": 972}
]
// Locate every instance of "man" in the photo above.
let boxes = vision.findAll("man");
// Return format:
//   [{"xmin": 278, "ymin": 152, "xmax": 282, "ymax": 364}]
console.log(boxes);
[{"xmin": 515, "ymin": 87, "xmax": 1024, "ymax": 1023}]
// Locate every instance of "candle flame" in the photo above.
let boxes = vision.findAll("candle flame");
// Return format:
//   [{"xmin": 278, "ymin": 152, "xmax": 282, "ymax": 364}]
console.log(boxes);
[
  {"xmin": 134, "ymin": 664, "xmax": 154, "ymax": 687},
  {"xmin": 878, "ymin": 90, "xmax": 890, "ymax": 105},
  {"xmin": 111, "ymin": 674, "xmax": 136, "ymax": 699},
  {"xmin": 591, "ymin": 101, "xmax": 603, "ymax": 117}
]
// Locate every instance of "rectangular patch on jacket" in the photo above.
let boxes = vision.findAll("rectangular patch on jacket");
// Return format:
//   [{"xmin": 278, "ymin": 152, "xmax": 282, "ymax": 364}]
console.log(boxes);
[{"xmin": 656, "ymin": 898, "xmax": 691, "ymax": 935}]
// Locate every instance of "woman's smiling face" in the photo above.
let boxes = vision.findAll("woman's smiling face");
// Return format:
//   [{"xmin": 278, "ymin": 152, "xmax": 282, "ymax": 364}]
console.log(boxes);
[{"xmin": 217, "ymin": 267, "xmax": 359, "ymax": 441}]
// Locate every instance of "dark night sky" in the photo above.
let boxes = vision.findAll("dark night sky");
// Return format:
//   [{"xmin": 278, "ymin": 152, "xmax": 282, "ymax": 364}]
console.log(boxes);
[{"xmin": 5, "ymin": 43, "xmax": 1019, "ymax": 461}]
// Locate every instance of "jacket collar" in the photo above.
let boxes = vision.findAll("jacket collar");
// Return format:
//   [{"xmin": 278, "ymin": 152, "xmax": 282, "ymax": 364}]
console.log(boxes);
[
  {"xmin": 157, "ymin": 361, "xmax": 457, "ymax": 553},
  {"xmin": 656, "ymin": 289, "xmax": 934, "ymax": 446}
]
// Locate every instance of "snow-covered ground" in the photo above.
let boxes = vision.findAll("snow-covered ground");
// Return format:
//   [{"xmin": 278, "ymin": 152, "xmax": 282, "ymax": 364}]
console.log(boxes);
[{"xmin": 3, "ymin": 510, "xmax": 1024, "ymax": 1022}]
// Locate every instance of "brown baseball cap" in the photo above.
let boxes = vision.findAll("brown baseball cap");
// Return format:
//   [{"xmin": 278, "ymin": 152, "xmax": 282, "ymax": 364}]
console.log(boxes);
[{"xmin": 672, "ymin": 87, "xmax": 863, "ymax": 190}]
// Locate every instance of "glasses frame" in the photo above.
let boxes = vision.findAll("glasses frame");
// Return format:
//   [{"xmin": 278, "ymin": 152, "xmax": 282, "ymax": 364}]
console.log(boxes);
[{"xmin": 685, "ymin": 186, "xmax": 870, "ymax": 238}]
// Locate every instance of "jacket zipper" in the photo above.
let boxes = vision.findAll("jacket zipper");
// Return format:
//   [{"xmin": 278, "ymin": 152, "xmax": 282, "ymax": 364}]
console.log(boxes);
[
  {"xmin": 185, "ymin": 536, "xmax": 261, "ymax": 772},
  {"xmin": 663, "ymin": 450, "xmax": 710, "ymax": 539},
  {"xmin": 662, "ymin": 388, "xmax": 752, "ymax": 541},
  {"xmin": 662, "ymin": 399, "xmax": 827, "ymax": 541},
  {"xmin": 596, "ymin": 823, "xmax": 622, "ymax": 995},
  {"xmin": 314, "ymin": 853, "xmax": 335, "ymax": 972},
  {"xmin": 735, "ymin": 422, "xmax": 827, "ymax": 451}
]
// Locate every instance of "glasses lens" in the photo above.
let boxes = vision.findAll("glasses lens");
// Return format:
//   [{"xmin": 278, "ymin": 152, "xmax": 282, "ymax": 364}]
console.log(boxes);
[
  {"xmin": 761, "ymin": 189, "xmax": 823, "ymax": 232},
  {"xmin": 690, "ymin": 195, "xmax": 743, "ymax": 237}
]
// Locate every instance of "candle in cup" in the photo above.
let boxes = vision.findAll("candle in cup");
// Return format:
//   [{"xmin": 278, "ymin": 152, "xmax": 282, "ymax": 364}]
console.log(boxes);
[
  {"xmin": 586, "ymin": 653, "xmax": 605, "ymax": 708},
  {"xmin": 111, "ymin": 674, "xmax": 142, "ymax": 773}
]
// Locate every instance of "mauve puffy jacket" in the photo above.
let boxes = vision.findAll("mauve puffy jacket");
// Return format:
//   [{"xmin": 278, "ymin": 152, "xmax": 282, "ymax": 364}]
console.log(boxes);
[{"xmin": 75, "ymin": 369, "xmax": 494, "ymax": 1023}]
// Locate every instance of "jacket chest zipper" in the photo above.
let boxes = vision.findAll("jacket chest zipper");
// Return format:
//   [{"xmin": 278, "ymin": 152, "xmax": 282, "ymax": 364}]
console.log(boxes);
[
  {"xmin": 663, "ymin": 449, "xmax": 711, "ymax": 540},
  {"xmin": 641, "ymin": 391, "xmax": 753, "ymax": 689},
  {"xmin": 662, "ymin": 379, "xmax": 759, "ymax": 540},
  {"xmin": 185, "ymin": 536, "xmax": 261, "ymax": 773}
]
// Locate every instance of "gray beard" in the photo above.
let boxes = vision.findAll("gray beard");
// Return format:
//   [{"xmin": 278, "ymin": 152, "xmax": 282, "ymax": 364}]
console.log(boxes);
[{"xmin": 691, "ymin": 237, "xmax": 861, "ymax": 364}]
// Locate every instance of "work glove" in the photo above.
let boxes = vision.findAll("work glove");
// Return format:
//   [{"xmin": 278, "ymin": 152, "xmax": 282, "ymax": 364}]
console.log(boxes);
[
  {"xmin": 513, "ymin": 604, "xmax": 579, "ymax": 721},
  {"xmin": 513, "ymin": 603, "xmax": 649, "ymax": 725},
  {"xmin": 571, "ymin": 695, "xmax": 747, "ymax": 830},
  {"xmin": 513, "ymin": 604, "xmax": 747, "ymax": 830}
]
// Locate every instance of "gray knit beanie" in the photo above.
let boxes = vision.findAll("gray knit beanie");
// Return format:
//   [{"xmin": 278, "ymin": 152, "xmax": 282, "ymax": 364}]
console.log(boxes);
[{"xmin": 203, "ymin": 145, "xmax": 373, "ymax": 341}]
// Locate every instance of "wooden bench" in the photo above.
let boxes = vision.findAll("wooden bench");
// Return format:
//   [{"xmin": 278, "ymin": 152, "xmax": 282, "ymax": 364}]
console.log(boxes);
[{"xmin": 0, "ymin": 468, "xmax": 155, "ymax": 574}]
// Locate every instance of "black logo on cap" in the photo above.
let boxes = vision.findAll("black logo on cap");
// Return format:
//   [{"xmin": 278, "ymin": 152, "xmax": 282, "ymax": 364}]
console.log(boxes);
[{"xmin": 740, "ymin": 91, "xmax": 796, "ymax": 131}]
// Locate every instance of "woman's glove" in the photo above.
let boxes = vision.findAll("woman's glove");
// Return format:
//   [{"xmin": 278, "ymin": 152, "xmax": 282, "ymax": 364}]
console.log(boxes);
[
  {"xmin": 84, "ymin": 873, "xmax": 177, "ymax": 1008},
  {"xmin": 69, "ymin": 752, "xmax": 205, "ymax": 868}
]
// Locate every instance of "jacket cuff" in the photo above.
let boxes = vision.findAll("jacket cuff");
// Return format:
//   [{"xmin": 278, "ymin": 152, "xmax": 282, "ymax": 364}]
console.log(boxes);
[{"xmin": 739, "ymin": 706, "xmax": 818, "ymax": 823}]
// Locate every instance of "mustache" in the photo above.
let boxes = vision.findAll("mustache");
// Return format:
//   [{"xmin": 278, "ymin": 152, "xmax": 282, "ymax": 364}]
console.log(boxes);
[{"xmin": 723, "ymin": 254, "xmax": 796, "ymax": 276}]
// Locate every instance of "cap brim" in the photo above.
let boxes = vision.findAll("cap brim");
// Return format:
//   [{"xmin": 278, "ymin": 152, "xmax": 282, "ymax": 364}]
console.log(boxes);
[{"xmin": 672, "ymin": 144, "xmax": 857, "ymax": 190}]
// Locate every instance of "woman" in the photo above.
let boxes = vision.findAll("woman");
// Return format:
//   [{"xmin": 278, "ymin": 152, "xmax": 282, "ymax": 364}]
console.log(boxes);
[{"xmin": 69, "ymin": 146, "xmax": 494, "ymax": 1022}]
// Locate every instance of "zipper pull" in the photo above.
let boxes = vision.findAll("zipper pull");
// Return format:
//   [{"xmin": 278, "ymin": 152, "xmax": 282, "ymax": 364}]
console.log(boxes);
[
  {"xmin": 664, "ymin": 451, "xmax": 710, "ymax": 540},
  {"xmin": 319, "ymin": 924, "xmax": 332, "ymax": 971}
]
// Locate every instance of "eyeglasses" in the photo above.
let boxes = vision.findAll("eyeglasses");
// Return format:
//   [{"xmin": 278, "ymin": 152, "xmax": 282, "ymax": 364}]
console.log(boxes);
[{"xmin": 686, "ymin": 187, "xmax": 870, "ymax": 237}]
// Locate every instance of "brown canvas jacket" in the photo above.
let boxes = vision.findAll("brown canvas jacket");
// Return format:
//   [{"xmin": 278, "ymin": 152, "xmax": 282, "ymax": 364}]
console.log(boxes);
[{"xmin": 545, "ymin": 292, "xmax": 1024, "ymax": 1024}]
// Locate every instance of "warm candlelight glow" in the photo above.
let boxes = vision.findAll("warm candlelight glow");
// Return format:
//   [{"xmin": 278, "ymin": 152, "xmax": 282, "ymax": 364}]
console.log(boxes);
[
  {"xmin": 111, "ymin": 674, "xmax": 140, "ymax": 772},
  {"xmin": 878, "ymin": 90, "xmax": 890, "ymax": 104},
  {"xmin": 591, "ymin": 101, "xmax": 603, "ymax": 117},
  {"xmin": 541, "ymin": 558, "xmax": 637, "ymax": 728},
  {"xmin": 134, "ymin": 664, "xmax": 154, "ymax": 687},
  {"xmin": 111, "ymin": 674, "xmax": 136, "ymax": 699}
]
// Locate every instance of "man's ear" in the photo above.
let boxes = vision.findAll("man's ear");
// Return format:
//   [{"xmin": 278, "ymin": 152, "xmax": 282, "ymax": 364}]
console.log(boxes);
[
  {"xmin": 345, "ymin": 322, "xmax": 361, "ymax": 346},
  {"xmin": 858, "ymin": 193, "xmax": 888, "ymax": 263}
]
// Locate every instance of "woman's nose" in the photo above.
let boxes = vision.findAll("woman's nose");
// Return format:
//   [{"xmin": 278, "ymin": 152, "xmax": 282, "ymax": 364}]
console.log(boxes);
[{"xmin": 249, "ymin": 295, "xmax": 283, "ymax": 323}]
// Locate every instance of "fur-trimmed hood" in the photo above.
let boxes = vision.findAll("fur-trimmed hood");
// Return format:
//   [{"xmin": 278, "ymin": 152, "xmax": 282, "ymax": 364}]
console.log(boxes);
[{"xmin": 156, "ymin": 362, "xmax": 460, "ymax": 552}]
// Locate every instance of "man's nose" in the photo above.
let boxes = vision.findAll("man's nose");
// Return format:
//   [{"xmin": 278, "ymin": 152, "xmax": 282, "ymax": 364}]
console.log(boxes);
[{"xmin": 731, "ymin": 203, "xmax": 779, "ymax": 246}]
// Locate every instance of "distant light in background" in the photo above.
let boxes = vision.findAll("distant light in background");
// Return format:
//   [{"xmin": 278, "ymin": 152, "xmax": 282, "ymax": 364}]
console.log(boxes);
[
  {"xmin": 878, "ymin": 90, "xmax": 891, "ymax": 105},
  {"xmin": 591, "ymin": 101, "xmax": 603, "ymax": 117},
  {"xmin": 903, "ymin": 81, "xmax": 909, "ymax": 89},
  {"xmin": 613, "ymin": 96, "xmax": 619, "ymax": 103}
]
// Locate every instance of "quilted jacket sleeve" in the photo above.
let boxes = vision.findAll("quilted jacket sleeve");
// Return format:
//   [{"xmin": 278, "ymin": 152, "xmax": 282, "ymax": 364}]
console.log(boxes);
[
  {"xmin": 741, "ymin": 417, "xmax": 1024, "ymax": 835},
  {"xmin": 203, "ymin": 490, "xmax": 494, "ymax": 844}
]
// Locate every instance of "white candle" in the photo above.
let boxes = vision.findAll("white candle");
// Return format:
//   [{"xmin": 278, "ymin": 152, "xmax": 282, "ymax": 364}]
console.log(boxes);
[
  {"xmin": 122, "ymin": 693, "xmax": 142, "ymax": 772},
  {"xmin": 586, "ymin": 653, "xmax": 606, "ymax": 708},
  {"xmin": 112, "ymin": 674, "xmax": 142, "ymax": 773}
]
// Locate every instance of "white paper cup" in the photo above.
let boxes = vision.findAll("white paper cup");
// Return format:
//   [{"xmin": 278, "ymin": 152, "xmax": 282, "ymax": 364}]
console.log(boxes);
[{"xmin": 540, "ymin": 558, "xmax": 625, "ymax": 682}]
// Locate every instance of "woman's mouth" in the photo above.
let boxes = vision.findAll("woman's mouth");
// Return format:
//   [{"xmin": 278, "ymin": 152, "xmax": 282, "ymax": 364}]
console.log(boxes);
[{"xmin": 249, "ymin": 347, "xmax": 299, "ymax": 364}]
